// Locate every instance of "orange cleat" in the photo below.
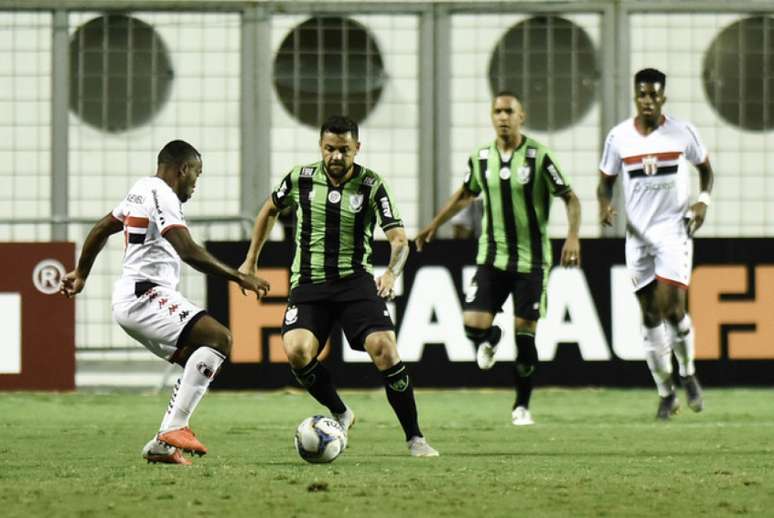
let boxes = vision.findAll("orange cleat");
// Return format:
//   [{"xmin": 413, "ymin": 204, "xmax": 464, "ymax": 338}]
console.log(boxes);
[
  {"xmin": 158, "ymin": 427, "xmax": 208, "ymax": 456},
  {"xmin": 142, "ymin": 438, "xmax": 192, "ymax": 465}
]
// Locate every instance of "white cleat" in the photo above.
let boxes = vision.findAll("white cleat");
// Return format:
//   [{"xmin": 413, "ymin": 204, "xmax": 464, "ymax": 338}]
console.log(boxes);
[
  {"xmin": 407, "ymin": 436, "xmax": 440, "ymax": 457},
  {"xmin": 333, "ymin": 406, "xmax": 356, "ymax": 448},
  {"xmin": 475, "ymin": 326, "xmax": 502, "ymax": 370},
  {"xmin": 511, "ymin": 406, "xmax": 534, "ymax": 426}
]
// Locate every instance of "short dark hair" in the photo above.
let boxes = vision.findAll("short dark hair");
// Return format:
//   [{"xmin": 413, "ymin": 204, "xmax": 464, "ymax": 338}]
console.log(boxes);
[
  {"xmin": 320, "ymin": 115, "xmax": 359, "ymax": 140},
  {"xmin": 634, "ymin": 68, "xmax": 666, "ymax": 88},
  {"xmin": 157, "ymin": 140, "xmax": 201, "ymax": 167},
  {"xmin": 494, "ymin": 90, "xmax": 522, "ymax": 104}
]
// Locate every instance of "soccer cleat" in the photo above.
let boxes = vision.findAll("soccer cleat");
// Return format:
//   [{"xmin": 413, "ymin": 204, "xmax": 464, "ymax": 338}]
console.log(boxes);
[
  {"xmin": 158, "ymin": 427, "xmax": 207, "ymax": 456},
  {"xmin": 333, "ymin": 406, "xmax": 356, "ymax": 448},
  {"xmin": 142, "ymin": 438, "xmax": 192, "ymax": 466},
  {"xmin": 407, "ymin": 436, "xmax": 439, "ymax": 457},
  {"xmin": 656, "ymin": 393, "xmax": 680, "ymax": 421},
  {"xmin": 682, "ymin": 375, "xmax": 704, "ymax": 412},
  {"xmin": 476, "ymin": 326, "xmax": 503, "ymax": 370},
  {"xmin": 511, "ymin": 405, "xmax": 535, "ymax": 426}
]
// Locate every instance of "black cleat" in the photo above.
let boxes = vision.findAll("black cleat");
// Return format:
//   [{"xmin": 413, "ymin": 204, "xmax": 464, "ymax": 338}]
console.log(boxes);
[
  {"xmin": 682, "ymin": 375, "xmax": 704, "ymax": 412},
  {"xmin": 656, "ymin": 393, "xmax": 680, "ymax": 421}
]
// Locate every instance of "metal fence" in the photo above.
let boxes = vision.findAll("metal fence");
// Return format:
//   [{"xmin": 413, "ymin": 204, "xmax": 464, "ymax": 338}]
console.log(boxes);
[{"xmin": 1, "ymin": 0, "xmax": 772, "ymax": 372}]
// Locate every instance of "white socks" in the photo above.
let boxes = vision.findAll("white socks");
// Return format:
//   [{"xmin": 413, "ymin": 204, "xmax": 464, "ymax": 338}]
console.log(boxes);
[
  {"xmin": 642, "ymin": 324, "xmax": 674, "ymax": 397},
  {"xmin": 160, "ymin": 347, "xmax": 225, "ymax": 433},
  {"xmin": 667, "ymin": 314, "xmax": 695, "ymax": 377}
]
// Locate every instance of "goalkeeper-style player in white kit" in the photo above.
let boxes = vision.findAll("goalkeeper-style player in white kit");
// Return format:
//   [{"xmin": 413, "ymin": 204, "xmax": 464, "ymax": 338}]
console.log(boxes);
[
  {"xmin": 597, "ymin": 68, "xmax": 715, "ymax": 420},
  {"xmin": 60, "ymin": 140, "xmax": 271, "ymax": 464}
]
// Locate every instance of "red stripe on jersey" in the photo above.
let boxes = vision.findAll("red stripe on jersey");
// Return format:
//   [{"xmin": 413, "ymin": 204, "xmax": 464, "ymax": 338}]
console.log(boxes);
[
  {"xmin": 125, "ymin": 216, "xmax": 150, "ymax": 228},
  {"xmin": 161, "ymin": 224, "xmax": 187, "ymax": 236},
  {"xmin": 622, "ymin": 151, "xmax": 682, "ymax": 165}
]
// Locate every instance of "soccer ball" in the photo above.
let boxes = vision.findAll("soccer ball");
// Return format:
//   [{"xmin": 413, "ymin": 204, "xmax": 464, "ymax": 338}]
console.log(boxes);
[{"xmin": 294, "ymin": 415, "xmax": 346, "ymax": 464}]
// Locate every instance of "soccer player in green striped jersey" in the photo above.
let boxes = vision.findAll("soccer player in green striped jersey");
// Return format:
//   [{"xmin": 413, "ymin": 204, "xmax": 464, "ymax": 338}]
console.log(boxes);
[
  {"xmin": 416, "ymin": 92, "xmax": 582, "ymax": 426},
  {"xmin": 240, "ymin": 116, "xmax": 438, "ymax": 457}
]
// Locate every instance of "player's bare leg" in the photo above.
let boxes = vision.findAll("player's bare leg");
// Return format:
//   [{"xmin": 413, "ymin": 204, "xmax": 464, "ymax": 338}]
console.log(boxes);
[
  {"xmin": 365, "ymin": 330, "xmax": 438, "ymax": 457},
  {"xmin": 464, "ymin": 311, "xmax": 502, "ymax": 370},
  {"xmin": 156, "ymin": 315, "xmax": 230, "ymax": 456},
  {"xmin": 512, "ymin": 317, "xmax": 538, "ymax": 426},
  {"xmin": 658, "ymin": 282, "xmax": 704, "ymax": 412}
]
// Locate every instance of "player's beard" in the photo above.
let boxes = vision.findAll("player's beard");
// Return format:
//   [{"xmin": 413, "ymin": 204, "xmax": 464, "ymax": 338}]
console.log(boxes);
[{"xmin": 326, "ymin": 162, "xmax": 349, "ymax": 180}]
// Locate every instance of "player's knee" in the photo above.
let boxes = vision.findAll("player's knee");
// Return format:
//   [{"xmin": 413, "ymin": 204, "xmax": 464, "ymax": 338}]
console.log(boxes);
[
  {"xmin": 210, "ymin": 328, "xmax": 232, "ymax": 357},
  {"xmin": 642, "ymin": 310, "xmax": 661, "ymax": 328},
  {"xmin": 365, "ymin": 333, "xmax": 399, "ymax": 367},
  {"xmin": 284, "ymin": 341, "xmax": 314, "ymax": 367}
]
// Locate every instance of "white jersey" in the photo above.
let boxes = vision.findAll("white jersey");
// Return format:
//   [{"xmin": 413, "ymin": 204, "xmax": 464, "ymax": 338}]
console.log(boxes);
[
  {"xmin": 599, "ymin": 115, "xmax": 707, "ymax": 242},
  {"xmin": 111, "ymin": 177, "xmax": 187, "ymax": 297}
]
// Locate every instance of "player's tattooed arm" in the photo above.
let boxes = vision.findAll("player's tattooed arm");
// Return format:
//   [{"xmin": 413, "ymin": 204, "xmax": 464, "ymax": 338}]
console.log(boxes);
[
  {"xmin": 378, "ymin": 227, "xmax": 409, "ymax": 300},
  {"xmin": 240, "ymin": 197, "xmax": 280, "ymax": 276},
  {"xmin": 687, "ymin": 160, "xmax": 715, "ymax": 236},
  {"xmin": 597, "ymin": 172, "xmax": 618, "ymax": 227},
  {"xmin": 560, "ymin": 190, "xmax": 581, "ymax": 267},
  {"xmin": 60, "ymin": 213, "xmax": 123, "ymax": 298},
  {"xmin": 415, "ymin": 186, "xmax": 477, "ymax": 251}
]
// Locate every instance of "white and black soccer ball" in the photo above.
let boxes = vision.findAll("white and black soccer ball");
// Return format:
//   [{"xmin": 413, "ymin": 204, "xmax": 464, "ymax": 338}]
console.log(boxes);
[{"xmin": 294, "ymin": 415, "xmax": 346, "ymax": 464}]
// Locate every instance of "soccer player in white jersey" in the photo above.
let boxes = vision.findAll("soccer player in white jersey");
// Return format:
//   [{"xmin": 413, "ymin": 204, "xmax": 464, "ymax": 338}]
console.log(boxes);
[
  {"xmin": 597, "ymin": 68, "xmax": 715, "ymax": 420},
  {"xmin": 60, "ymin": 140, "xmax": 271, "ymax": 464}
]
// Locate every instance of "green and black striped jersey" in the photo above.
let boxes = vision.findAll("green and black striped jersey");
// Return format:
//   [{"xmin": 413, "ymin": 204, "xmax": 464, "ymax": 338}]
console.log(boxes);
[
  {"xmin": 463, "ymin": 136, "xmax": 571, "ymax": 273},
  {"xmin": 272, "ymin": 161, "xmax": 403, "ymax": 288}
]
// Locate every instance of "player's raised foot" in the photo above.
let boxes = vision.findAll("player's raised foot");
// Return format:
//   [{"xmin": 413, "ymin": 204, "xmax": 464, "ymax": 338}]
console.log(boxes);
[
  {"xmin": 142, "ymin": 438, "xmax": 192, "ymax": 465},
  {"xmin": 511, "ymin": 405, "xmax": 534, "ymax": 426},
  {"xmin": 682, "ymin": 375, "xmax": 704, "ymax": 412},
  {"xmin": 476, "ymin": 325, "xmax": 503, "ymax": 370},
  {"xmin": 333, "ymin": 406, "xmax": 355, "ymax": 448},
  {"xmin": 656, "ymin": 393, "xmax": 680, "ymax": 421},
  {"xmin": 158, "ymin": 426, "xmax": 207, "ymax": 456},
  {"xmin": 407, "ymin": 436, "xmax": 439, "ymax": 457}
]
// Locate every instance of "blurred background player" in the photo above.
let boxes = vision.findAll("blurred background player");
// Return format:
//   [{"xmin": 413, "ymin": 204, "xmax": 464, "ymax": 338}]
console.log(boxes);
[
  {"xmin": 240, "ymin": 115, "xmax": 438, "ymax": 457},
  {"xmin": 59, "ymin": 140, "xmax": 271, "ymax": 464},
  {"xmin": 416, "ymin": 92, "xmax": 581, "ymax": 426},
  {"xmin": 597, "ymin": 68, "xmax": 715, "ymax": 420}
]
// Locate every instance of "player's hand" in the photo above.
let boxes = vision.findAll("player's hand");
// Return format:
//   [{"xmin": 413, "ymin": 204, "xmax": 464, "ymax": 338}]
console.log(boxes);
[
  {"xmin": 238, "ymin": 259, "xmax": 258, "ymax": 296},
  {"xmin": 59, "ymin": 270, "xmax": 85, "ymax": 298},
  {"xmin": 414, "ymin": 224, "xmax": 437, "ymax": 252},
  {"xmin": 238, "ymin": 272, "xmax": 270, "ymax": 300},
  {"xmin": 375, "ymin": 269, "xmax": 397, "ymax": 301},
  {"xmin": 687, "ymin": 202, "xmax": 707, "ymax": 237},
  {"xmin": 560, "ymin": 236, "xmax": 581, "ymax": 267},
  {"xmin": 600, "ymin": 204, "xmax": 616, "ymax": 227}
]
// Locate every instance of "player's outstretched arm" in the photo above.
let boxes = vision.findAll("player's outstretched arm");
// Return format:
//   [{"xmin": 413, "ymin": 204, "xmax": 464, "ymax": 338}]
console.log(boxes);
[
  {"xmin": 59, "ymin": 213, "xmax": 123, "ymax": 298},
  {"xmin": 559, "ymin": 190, "xmax": 581, "ymax": 267},
  {"xmin": 239, "ymin": 197, "xmax": 280, "ymax": 277},
  {"xmin": 687, "ymin": 159, "xmax": 715, "ymax": 236},
  {"xmin": 164, "ymin": 226, "xmax": 270, "ymax": 299},
  {"xmin": 596, "ymin": 172, "xmax": 617, "ymax": 227},
  {"xmin": 376, "ymin": 227, "xmax": 409, "ymax": 300},
  {"xmin": 415, "ymin": 186, "xmax": 476, "ymax": 251}
]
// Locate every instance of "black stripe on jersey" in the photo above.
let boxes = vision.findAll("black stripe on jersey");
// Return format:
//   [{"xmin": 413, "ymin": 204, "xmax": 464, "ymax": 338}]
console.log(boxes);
[
  {"xmin": 324, "ymin": 186, "xmax": 342, "ymax": 282},
  {"xmin": 628, "ymin": 165, "xmax": 678, "ymax": 178},
  {"xmin": 499, "ymin": 160, "xmax": 519, "ymax": 272},
  {"xmin": 272, "ymin": 172, "xmax": 294, "ymax": 210},
  {"xmin": 478, "ymin": 158, "xmax": 496, "ymax": 266},
  {"xmin": 128, "ymin": 233, "xmax": 145, "ymax": 244},
  {"xmin": 524, "ymin": 148, "xmax": 542, "ymax": 272},
  {"xmin": 298, "ymin": 174, "xmax": 314, "ymax": 284},
  {"xmin": 351, "ymin": 171, "xmax": 373, "ymax": 273}
]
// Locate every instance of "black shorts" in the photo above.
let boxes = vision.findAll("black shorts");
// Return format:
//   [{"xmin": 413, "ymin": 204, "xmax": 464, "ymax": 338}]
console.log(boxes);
[
  {"xmin": 463, "ymin": 265, "xmax": 547, "ymax": 321},
  {"xmin": 281, "ymin": 272, "xmax": 394, "ymax": 351}
]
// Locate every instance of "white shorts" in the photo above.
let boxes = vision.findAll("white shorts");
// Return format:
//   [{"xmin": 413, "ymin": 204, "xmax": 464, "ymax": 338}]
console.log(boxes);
[
  {"xmin": 625, "ymin": 233, "xmax": 693, "ymax": 292},
  {"xmin": 112, "ymin": 284, "xmax": 206, "ymax": 362}
]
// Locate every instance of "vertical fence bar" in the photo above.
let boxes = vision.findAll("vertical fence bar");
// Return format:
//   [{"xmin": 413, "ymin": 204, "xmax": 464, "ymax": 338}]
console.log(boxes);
[{"xmin": 51, "ymin": 9, "xmax": 69, "ymax": 240}]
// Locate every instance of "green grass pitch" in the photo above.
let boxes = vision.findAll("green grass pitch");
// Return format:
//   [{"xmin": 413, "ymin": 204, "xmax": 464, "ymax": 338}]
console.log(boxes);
[{"xmin": 1, "ymin": 388, "xmax": 773, "ymax": 517}]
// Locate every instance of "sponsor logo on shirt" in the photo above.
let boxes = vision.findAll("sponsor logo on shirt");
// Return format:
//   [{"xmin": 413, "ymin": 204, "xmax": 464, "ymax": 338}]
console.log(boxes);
[
  {"xmin": 363, "ymin": 176, "xmax": 376, "ymax": 187},
  {"xmin": 126, "ymin": 193, "xmax": 144, "ymax": 204},
  {"xmin": 527, "ymin": 148, "xmax": 537, "ymax": 158},
  {"xmin": 380, "ymin": 197, "xmax": 393, "ymax": 219},
  {"xmin": 546, "ymin": 163, "xmax": 564, "ymax": 185},
  {"xmin": 479, "ymin": 149, "xmax": 490, "ymax": 159},
  {"xmin": 300, "ymin": 167, "xmax": 315, "ymax": 177}
]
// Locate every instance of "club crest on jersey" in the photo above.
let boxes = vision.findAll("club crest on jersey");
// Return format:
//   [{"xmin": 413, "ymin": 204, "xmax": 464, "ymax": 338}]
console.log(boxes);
[
  {"xmin": 642, "ymin": 155, "xmax": 658, "ymax": 176},
  {"xmin": 285, "ymin": 305, "xmax": 298, "ymax": 325},
  {"xmin": 349, "ymin": 193, "xmax": 364, "ymax": 212},
  {"xmin": 499, "ymin": 166, "xmax": 511, "ymax": 180},
  {"xmin": 328, "ymin": 190, "xmax": 342, "ymax": 204},
  {"xmin": 517, "ymin": 165, "xmax": 531, "ymax": 184}
]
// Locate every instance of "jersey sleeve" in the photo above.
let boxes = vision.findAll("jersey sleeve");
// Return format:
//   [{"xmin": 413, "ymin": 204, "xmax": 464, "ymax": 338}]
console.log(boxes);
[
  {"xmin": 462, "ymin": 157, "xmax": 481, "ymax": 195},
  {"xmin": 153, "ymin": 187, "xmax": 187, "ymax": 236},
  {"xmin": 271, "ymin": 170, "xmax": 296, "ymax": 210},
  {"xmin": 683, "ymin": 122, "xmax": 708, "ymax": 165},
  {"xmin": 599, "ymin": 130, "xmax": 622, "ymax": 176},
  {"xmin": 111, "ymin": 200, "xmax": 127, "ymax": 222},
  {"xmin": 373, "ymin": 180, "xmax": 403, "ymax": 231},
  {"xmin": 541, "ymin": 150, "xmax": 572, "ymax": 197}
]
